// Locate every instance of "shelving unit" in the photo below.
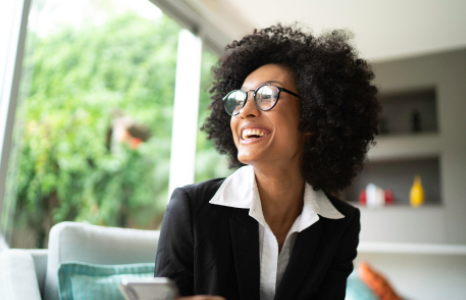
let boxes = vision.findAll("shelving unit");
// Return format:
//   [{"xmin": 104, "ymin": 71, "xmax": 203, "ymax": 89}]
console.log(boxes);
[
  {"xmin": 338, "ymin": 49, "xmax": 466, "ymax": 247},
  {"xmin": 341, "ymin": 59, "xmax": 452, "ymax": 244},
  {"xmin": 343, "ymin": 84, "xmax": 442, "ymax": 205},
  {"xmin": 345, "ymin": 48, "xmax": 466, "ymax": 300}
]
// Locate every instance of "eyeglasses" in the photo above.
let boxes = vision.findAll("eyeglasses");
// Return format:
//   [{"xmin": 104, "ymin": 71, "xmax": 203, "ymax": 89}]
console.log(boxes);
[{"xmin": 222, "ymin": 83, "xmax": 301, "ymax": 116}]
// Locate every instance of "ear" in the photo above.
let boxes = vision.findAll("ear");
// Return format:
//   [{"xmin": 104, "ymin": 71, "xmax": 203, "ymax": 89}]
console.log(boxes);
[
  {"xmin": 301, "ymin": 132, "xmax": 313, "ymax": 144},
  {"xmin": 304, "ymin": 132, "xmax": 313, "ymax": 138}
]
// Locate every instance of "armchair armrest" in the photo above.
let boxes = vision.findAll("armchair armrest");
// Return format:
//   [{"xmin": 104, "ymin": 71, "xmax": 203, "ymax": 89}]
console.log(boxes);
[{"xmin": 0, "ymin": 250, "xmax": 42, "ymax": 300}]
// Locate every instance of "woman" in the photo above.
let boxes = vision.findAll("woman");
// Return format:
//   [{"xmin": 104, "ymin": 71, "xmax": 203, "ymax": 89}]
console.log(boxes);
[{"xmin": 155, "ymin": 25, "xmax": 380, "ymax": 300}]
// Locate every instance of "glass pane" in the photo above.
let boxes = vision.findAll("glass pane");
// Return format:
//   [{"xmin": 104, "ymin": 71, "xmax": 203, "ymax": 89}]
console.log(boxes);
[
  {"xmin": 2, "ymin": 0, "xmax": 182, "ymax": 248},
  {"xmin": 195, "ymin": 49, "xmax": 233, "ymax": 183}
]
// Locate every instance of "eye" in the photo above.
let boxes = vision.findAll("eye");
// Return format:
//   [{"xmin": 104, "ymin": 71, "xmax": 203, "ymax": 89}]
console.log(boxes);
[{"xmin": 262, "ymin": 95, "xmax": 272, "ymax": 100}]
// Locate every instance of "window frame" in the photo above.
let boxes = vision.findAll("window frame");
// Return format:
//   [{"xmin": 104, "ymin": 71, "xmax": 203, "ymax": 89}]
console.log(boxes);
[{"xmin": 0, "ymin": 0, "xmax": 31, "ymax": 234}]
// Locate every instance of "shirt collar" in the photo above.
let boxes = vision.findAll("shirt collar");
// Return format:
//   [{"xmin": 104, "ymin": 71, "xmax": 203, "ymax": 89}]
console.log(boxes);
[{"xmin": 209, "ymin": 165, "xmax": 345, "ymax": 231}]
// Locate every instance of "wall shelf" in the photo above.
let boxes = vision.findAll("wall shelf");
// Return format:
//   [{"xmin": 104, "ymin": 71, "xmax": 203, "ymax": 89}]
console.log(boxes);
[
  {"xmin": 358, "ymin": 242, "xmax": 466, "ymax": 255},
  {"xmin": 348, "ymin": 202, "xmax": 442, "ymax": 209},
  {"xmin": 367, "ymin": 133, "xmax": 441, "ymax": 161},
  {"xmin": 344, "ymin": 157, "xmax": 441, "ymax": 206}
]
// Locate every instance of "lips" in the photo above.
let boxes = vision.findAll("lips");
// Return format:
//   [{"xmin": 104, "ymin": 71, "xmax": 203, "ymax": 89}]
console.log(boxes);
[{"xmin": 241, "ymin": 128, "xmax": 271, "ymax": 140}]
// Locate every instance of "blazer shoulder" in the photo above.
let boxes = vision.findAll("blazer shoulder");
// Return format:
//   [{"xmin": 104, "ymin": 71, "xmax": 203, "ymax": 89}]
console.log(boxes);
[
  {"xmin": 176, "ymin": 178, "xmax": 225, "ymax": 206},
  {"xmin": 325, "ymin": 193, "xmax": 360, "ymax": 220},
  {"xmin": 170, "ymin": 178, "xmax": 231, "ymax": 226}
]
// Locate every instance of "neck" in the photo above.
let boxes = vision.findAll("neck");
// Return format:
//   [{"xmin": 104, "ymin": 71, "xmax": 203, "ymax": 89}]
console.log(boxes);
[{"xmin": 252, "ymin": 160, "xmax": 305, "ymax": 229}]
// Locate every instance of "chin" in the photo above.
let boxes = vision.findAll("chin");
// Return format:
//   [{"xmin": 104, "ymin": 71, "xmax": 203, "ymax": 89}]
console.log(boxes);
[
  {"xmin": 237, "ymin": 155, "xmax": 252, "ymax": 165},
  {"xmin": 237, "ymin": 151, "xmax": 257, "ymax": 165},
  {"xmin": 237, "ymin": 153, "xmax": 268, "ymax": 167}
]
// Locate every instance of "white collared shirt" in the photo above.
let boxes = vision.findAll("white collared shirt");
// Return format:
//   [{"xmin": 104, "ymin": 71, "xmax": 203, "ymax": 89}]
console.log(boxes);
[{"xmin": 209, "ymin": 166, "xmax": 345, "ymax": 300}]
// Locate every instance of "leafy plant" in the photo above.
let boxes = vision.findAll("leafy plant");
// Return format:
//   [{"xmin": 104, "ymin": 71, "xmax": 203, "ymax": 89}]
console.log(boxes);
[
  {"xmin": 6, "ymin": 2, "xmax": 233, "ymax": 248},
  {"xmin": 10, "ymin": 11, "xmax": 182, "ymax": 248}
]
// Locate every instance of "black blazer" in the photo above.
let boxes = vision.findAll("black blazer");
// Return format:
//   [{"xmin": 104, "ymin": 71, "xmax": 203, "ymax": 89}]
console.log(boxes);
[{"xmin": 154, "ymin": 178, "xmax": 360, "ymax": 300}]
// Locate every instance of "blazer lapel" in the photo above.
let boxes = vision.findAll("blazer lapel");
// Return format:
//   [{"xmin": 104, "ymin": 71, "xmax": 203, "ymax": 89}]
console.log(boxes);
[
  {"xmin": 274, "ymin": 219, "xmax": 323, "ymax": 300},
  {"xmin": 229, "ymin": 208, "xmax": 260, "ymax": 300}
]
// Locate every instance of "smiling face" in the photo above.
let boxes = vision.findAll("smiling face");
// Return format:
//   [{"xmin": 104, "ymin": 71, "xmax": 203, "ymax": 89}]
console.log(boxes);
[{"xmin": 230, "ymin": 64, "xmax": 304, "ymax": 168}]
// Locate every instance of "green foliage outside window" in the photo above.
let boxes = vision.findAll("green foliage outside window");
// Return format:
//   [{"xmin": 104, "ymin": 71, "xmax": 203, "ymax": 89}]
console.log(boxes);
[
  {"xmin": 195, "ymin": 51, "xmax": 233, "ymax": 183},
  {"xmin": 5, "ymin": 7, "xmax": 230, "ymax": 249}
]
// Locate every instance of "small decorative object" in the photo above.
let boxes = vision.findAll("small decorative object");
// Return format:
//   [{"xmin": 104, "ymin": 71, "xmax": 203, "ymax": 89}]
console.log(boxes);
[
  {"xmin": 410, "ymin": 108, "xmax": 422, "ymax": 133},
  {"xmin": 366, "ymin": 183, "xmax": 385, "ymax": 208},
  {"xmin": 410, "ymin": 174, "xmax": 425, "ymax": 207},
  {"xmin": 384, "ymin": 189, "xmax": 394, "ymax": 205},
  {"xmin": 359, "ymin": 187, "xmax": 395, "ymax": 207},
  {"xmin": 358, "ymin": 189, "xmax": 367, "ymax": 205}
]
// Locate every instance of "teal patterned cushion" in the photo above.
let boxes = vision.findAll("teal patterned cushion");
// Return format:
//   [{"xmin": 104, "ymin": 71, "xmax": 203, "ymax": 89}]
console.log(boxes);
[
  {"xmin": 345, "ymin": 271, "xmax": 379, "ymax": 300},
  {"xmin": 57, "ymin": 262, "xmax": 155, "ymax": 300}
]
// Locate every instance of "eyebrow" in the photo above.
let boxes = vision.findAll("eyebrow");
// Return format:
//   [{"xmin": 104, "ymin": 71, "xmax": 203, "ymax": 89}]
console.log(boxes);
[
  {"xmin": 265, "ymin": 80, "xmax": 284, "ymax": 86},
  {"xmin": 241, "ymin": 80, "xmax": 284, "ymax": 90}
]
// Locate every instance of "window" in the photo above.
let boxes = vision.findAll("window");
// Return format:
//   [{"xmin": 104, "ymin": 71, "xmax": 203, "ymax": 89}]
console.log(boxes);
[
  {"xmin": 0, "ymin": 0, "xmax": 234, "ymax": 251},
  {"xmin": 2, "ymin": 0, "xmax": 184, "ymax": 248},
  {"xmin": 195, "ymin": 48, "xmax": 232, "ymax": 183}
]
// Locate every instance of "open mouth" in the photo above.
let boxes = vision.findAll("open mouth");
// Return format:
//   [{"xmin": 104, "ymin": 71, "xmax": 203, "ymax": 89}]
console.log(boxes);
[{"xmin": 241, "ymin": 128, "xmax": 271, "ymax": 140}]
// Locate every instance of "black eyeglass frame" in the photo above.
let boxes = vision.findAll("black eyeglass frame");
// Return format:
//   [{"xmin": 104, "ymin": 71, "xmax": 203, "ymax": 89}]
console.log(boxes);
[{"xmin": 222, "ymin": 83, "xmax": 301, "ymax": 116}]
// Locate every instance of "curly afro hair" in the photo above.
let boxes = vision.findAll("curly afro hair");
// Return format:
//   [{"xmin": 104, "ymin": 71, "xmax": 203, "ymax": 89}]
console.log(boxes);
[{"xmin": 201, "ymin": 24, "xmax": 380, "ymax": 193}]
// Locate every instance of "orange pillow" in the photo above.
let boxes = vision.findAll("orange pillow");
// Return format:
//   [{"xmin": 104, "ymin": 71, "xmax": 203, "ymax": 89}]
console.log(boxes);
[{"xmin": 358, "ymin": 261, "xmax": 401, "ymax": 300}]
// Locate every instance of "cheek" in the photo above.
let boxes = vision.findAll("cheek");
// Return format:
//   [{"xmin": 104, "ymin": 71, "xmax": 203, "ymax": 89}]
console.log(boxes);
[
  {"xmin": 276, "ymin": 126, "xmax": 302, "ymax": 147},
  {"xmin": 230, "ymin": 117, "xmax": 239, "ymax": 147},
  {"xmin": 273, "ymin": 113, "xmax": 303, "ymax": 149}
]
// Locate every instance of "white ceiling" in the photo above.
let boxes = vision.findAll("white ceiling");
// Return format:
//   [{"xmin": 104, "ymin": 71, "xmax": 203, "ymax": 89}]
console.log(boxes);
[{"xmin": 213, "ymin": 0, "xmax": 466, "ymax": 62}]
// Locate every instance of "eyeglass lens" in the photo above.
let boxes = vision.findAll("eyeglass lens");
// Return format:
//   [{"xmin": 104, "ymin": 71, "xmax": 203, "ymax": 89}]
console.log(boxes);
[
  {"xmin": 223, "ymin": 85, "xmax": 278, "ymax": 115},
  {"xmin": 224, "ymin": 91, "xmax": 246, "ymax": 115}
]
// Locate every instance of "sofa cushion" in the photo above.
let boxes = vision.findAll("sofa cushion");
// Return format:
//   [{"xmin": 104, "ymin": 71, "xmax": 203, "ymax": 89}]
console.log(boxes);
[
  {"xmin": 44, "ymin": 222, "xmax": 159, "ymax": 300},
  {"xmin": 57, "ymin": 262, "xmax": 155, "ymax": 300},
  {"xmin": 0, "ymin": 250, "xmax": 42, "ymax": 300}
]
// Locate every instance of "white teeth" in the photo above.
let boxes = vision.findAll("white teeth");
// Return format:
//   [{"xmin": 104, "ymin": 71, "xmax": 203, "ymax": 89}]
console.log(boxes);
[{"xmin": 241, "ymin": 128, "xmax": 269, "ymax": 139}]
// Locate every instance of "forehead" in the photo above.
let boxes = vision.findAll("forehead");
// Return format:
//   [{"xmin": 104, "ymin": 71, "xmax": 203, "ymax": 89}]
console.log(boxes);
[{"xmin": 241, "ymin": 64, "xmax": 294, "ymax": 89}]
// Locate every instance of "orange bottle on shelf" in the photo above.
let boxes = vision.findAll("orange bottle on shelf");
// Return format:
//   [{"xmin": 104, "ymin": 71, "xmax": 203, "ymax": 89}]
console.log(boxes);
[{"xmin": 410, "ymin": 174, "xmax": 425, "ymax": 207}]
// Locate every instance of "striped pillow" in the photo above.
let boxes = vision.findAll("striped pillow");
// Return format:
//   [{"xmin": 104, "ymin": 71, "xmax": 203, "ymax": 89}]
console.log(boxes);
[
  {"xmin": 345, "ymin": 271, "xmax": 379, "ymax": 300},
  {"xmin": 57, "ymin": 262, "xmax": 155, "ymax": 300}
]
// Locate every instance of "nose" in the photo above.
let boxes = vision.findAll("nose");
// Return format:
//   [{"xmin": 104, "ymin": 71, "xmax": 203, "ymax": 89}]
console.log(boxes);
[{"xmin": 237, "ymin": 90, "xmax": 260, "ymax": 118}]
